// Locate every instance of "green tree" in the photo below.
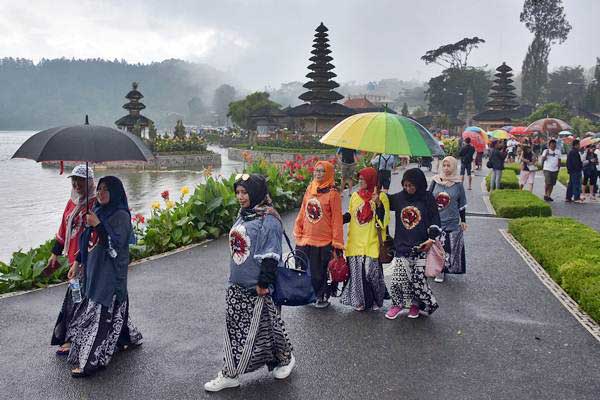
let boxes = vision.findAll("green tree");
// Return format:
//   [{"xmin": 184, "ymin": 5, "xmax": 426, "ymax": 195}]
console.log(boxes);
[
  {"xmin": 570, "ymin": 116, "xmax": 598, "ymax": 135},
  {"xmin": 526, "ymin": 102, "xmax": 572, "ymax": 124},
  {"xmin": 411, "ymin": 106, "xmax": 427, "ymax": 119},
  {"xmin": 520, "ymin": 0, "xmax": 572, "ymax": 106},
  {"xmin": 227, "ymin": 92, "xmax": 281, "ymax": 130},
  {"xmin": 187, "ymin": 96, "xmax": 206, "ymax": 124},
  {"xmin": 583, "ymin": 57, "xmax": 600, "ymax": 112},
  {"xmin": 401, "ymin": 102, "xmax": 409, "ymax": 116},
  {"xmin": 547, "ymin": 66, "xmax": 586, "ymax": 107},
  {"xmin": 421, "ymin": 37, "xmax": 486, "ymax": 69},
  {"xmin": 148, "ymin": 121, "xmax": 158, "ymax": 141},
  {"xmin": 425, "ymin": 67, "xmax": 491, "ymax": 117},
  {"xmin": 132, "ymin": 121, "xmax": 142, "ymax": 138},
  {"xmin": 174, "ymin": 120, "xmax": 186, "ymax": 139}
]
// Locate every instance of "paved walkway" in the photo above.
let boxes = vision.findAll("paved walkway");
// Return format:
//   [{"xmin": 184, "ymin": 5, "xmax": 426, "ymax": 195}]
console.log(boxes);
[{"xmin": 1, "ymin": 167, "xmax": 599, "ymax": 400}]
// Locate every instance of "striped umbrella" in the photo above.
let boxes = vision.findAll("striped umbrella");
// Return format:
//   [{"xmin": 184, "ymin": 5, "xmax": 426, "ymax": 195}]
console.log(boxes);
[
  {"xmin": 319, "ymin": 112, "xmax": 444, "ymax": 156},
  {"xmin": 489, "ymin": 129, "xmax": 511, "ymax": 140}
]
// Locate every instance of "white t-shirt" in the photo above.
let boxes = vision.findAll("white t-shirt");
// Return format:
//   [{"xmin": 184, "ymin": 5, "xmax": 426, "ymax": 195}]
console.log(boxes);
[
  {"xmin": 595, "ymin": 149, "xmax": 600, "ymax": 171},
  {"xmin": 542, "ymin": 148, "xmax": 561, "ymax": 172}
]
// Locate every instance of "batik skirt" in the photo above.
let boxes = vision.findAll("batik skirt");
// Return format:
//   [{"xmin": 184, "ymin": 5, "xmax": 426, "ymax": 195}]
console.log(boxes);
[
  {"xmin": 222, "ymin": 284, "xmax": 293, "ymax": 378},
  {"xmin": 51, "ymin": 285, "xmax": 80, "ymax": 346},
  {"xmin": 389, "ymin": 254, "xmax": 439, "ymax": 315},
  {"xmin": 340, "ymin": 256, "xmax": 386, "ymax": 309},
  {"xmin": 67, "ymin": 295, "xmax": 143, "ymax": 374},
  {"xmin": 442, "ymin": 229, "xmax": 466, "ymax": 274}
]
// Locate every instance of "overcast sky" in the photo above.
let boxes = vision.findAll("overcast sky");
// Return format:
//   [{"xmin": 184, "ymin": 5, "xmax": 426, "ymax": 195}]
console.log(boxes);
[{"xmin": 1, "ymin": 0, "xmax": 598, "ymax": 90}]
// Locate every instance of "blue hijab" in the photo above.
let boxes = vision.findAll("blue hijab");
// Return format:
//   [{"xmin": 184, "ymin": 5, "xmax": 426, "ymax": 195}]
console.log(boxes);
[{"xmin": 80, "ymin": 176, "xmax": 131, "ymax": 265}]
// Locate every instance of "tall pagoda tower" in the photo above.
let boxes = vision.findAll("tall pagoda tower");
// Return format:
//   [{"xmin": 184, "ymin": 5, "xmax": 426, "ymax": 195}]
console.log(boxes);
[
  {"xmin": 485, "ymin": 62, "xmax": 519, "ymax": 112},
  {"xmin": 115, "ymin": 82, "xmax": 154, "ymax": 136},
  {"xmin": 299, "ymin": 23, "xmax": 344, "ymax": 104}
]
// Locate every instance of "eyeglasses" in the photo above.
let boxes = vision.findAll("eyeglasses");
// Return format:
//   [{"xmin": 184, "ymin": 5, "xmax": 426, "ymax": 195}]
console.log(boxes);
[{"xmin": 235, "ymin": 173, "xmax": 250, "ymax": 181}]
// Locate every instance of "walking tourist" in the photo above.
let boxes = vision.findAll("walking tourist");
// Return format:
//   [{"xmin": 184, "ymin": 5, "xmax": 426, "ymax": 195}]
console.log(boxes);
[
  {"xmin": 506, "ymin": 137, "xmax": 518, "ymax": 162},
  {"xmin": 204, "ymin": 174, "xmax": 294, "ymax": 392},
  {"xmin": 429, "ymin": 157, "xmax": 467, "ymax": 283},
  {"xmin": 337, "ymin": 146, "xmax": 359, "ymax": 195},
  {"xmin": 582, "ymin": 144, "xmax": 598, "ymax": 200},
  {"xmin": 488, "ymin": 141, "xmax": 507, "ymax": 191},
  {"xmin": 458, "ymin": 137, "xmax": 475, "ymax": 190},
  {"xmin": 294, "ymin": 161, "xmax": 344, "ymax": 308},
  {"xmin": 340, "ymin": 167, "xmax": 390, "ymax": 311},
  {"xmin": 540, "ymin": 139, "xmax": 561, "ymax": 201},
  {"xmin": 67, "ymin": 176, "xmax": 143, "ymax": 377},
  {"xmin": 519, "ymin": 144, "xmax": 537, "ymax": 191},
  {"xmin": 566, "ymin": 139, "xmax": 584, "ymax": 203},
  {"xmin": 371, "ymin": 153, "xmax": 396, "ymax": 192},
  {"xmin": 49, "ymin": 164, "xmax": 97, "ymax": 355},
  {"xmin": 384, "ymin": 168, "xmax": 441, "ymax": 320}
]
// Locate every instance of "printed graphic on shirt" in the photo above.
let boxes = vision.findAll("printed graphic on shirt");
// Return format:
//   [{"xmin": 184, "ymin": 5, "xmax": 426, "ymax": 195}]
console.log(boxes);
[
  {"xmin": 355, "ymin": 201, "xmax": 374, "ymax": 225},
  {"xmin": 435, "ymin": 192, "xmax": 451, "ymax": 210},
  {"xmin": 229, "ymin": 224, "xmax": 251, "ymax": 265},
  {"xmin": 306, "ymin": 198, "xmax": 323, "ymax": 224},
  {"xmin": 400, "ymin": 206, "xmax": 422, "ymax": 230},
  {"xmin": 85, "ymin": 231, "xmax": 99, "ymax": 253}
]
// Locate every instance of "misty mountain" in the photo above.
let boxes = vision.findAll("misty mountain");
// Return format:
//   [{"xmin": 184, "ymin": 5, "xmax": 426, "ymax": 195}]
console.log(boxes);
[{"xmin": 0, "ymin": 57, "xmax": 235, "ymax": 130}]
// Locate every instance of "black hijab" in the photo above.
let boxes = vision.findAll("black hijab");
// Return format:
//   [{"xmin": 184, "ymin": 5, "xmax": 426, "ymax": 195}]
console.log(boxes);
[
  {"xmin": 401, "ymin": 168, "xmax": 428, "ymax": 201},
  {"xmin": 234, "ymin": 174, "xmax": 274, "ymax": 221}
]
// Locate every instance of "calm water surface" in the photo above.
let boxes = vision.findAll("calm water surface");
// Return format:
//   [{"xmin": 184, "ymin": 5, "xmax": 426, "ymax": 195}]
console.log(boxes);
[{"xmin": 0, "ymin": 131, "xmax": 243, "ymax": 263}]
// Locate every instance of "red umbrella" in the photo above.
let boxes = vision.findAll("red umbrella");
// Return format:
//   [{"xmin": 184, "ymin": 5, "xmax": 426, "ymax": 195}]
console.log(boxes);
[
  {"xmin": 462, "ymin": 130, "xmax": 486, "ymax": 152},
  {"xmin": 526, "ymin": 118, "xmax": 572, "ymax": 136},
  {"xmin": 510, "ymin": 126, "xmax": 532, "ymax": 136}
]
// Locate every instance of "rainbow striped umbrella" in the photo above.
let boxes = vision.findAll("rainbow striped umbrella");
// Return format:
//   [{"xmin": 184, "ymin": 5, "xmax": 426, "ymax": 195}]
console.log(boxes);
[
  {"xmin": 489, "ymin": 129, "xmax": 511, "ymax": 140},
  {"xmin": 320, "ymin": 112, "xmax": 444, "ymax": 156}
]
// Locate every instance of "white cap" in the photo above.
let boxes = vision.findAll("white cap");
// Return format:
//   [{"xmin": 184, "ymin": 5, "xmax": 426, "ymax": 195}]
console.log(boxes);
[{"xmin": 67, "ymin": 164, "xmax": 95, "ymax": 179}]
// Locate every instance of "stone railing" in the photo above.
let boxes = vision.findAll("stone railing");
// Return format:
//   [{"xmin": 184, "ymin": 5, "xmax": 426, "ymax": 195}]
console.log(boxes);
[{"xmin": 43, "ymin": 152, "xmax": 221, "ymax": 170}]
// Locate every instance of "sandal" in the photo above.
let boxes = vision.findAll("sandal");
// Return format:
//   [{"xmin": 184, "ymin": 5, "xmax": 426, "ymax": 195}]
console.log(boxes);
[
  {"xmin": 71, "ymin": 368, "xmax": 88, "ymax": 378},
  {"xmin": 56, "ymin": 345, "xmax": 71, "ymax": 356}
]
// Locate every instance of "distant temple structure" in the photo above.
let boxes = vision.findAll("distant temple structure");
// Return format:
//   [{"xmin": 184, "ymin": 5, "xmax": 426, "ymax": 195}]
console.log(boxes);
[
  {"xmin": 343, "ymin": 96, "xmax": 395, "ymax": 113},
  {"xmin": 473, "ymin": 63, "xmax": 531, "ymax": 131},
  {"xmin": 251, "ymin": 23, "xmax": 355, "ymax": 135},
  {"xmin": 115, "ymin": 82, "xmax": 154, "ymax": 136}
]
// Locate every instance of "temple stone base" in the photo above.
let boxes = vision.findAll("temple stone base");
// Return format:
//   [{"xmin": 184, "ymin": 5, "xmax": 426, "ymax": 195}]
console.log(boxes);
[
  {"xmin": 42, "ymin": 152, "xmax": 221, "ymax": 170},
  {"xmin": 228, "ymin": 147, "xmax": 332, "ymax": 164}
]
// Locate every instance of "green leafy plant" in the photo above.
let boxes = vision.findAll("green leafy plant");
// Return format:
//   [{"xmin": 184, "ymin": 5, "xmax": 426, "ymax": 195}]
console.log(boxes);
[{"xmin": 485, "ymin": 169, "xmax": 519, "ymax": 190}]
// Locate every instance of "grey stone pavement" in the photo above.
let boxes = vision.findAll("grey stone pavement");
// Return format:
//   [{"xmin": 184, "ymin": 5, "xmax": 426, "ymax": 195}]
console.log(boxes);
[{"xmin": 1, "ymin": 166, "xmax": 599, "ymax": 400}]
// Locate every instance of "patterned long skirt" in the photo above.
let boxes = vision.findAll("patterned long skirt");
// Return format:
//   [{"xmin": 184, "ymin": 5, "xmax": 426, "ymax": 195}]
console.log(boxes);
[
  {"xmin": 340, "ymin": 256, "xmax": 386, "ymax": 309},
  {"xmin": 67, "ymin": 295, "xmax": 143, "ymax": 374},
  {"xmin": 443, "ymin": 230, "xmax": 466, "ymax": 274},
  {"xmin": 222, "ymin": 285, "xmax": 293, "ymax": 378},
  {"xmin": 389, "ymin": 255, "xmax": 439, "ymax": 315},
  {"xmin": 51, "ymin": 286, "xmax": 80, "ymax": 346}
]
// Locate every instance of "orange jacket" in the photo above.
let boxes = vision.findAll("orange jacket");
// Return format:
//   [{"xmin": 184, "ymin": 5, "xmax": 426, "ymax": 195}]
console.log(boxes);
[{"xmin": 293, "ymin": 188, "xmax": 344, "ymax": 249}]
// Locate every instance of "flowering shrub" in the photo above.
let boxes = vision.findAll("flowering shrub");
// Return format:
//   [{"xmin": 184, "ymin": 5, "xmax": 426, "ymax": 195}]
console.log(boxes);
[{"xmin": 150, "ymin": 135, "xmax": 207, "ymax": 153}]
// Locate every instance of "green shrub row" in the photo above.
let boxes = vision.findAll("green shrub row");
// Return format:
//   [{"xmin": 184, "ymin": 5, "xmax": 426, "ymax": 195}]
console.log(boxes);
[
  {"xmin": 485, "ymin": 169, "xmax": 519, "ymax": 191},
  {"xmin": 508, "ymin": 217, "xmax": 600, "ymax": 322},
  {"xmin": 0, "ymin": 155, "xmax": 319, "ymax": 295},
  {"xmin": 489, "ymin": 190, "xmax": 552, "ymax": 218},
  {"xmin": 558, "ymin": 167, "xmax": 569, "ymax": 186},
  {"xmin": 234, "ymin": 144, "xmax": 335, "ymax": 154},
  {"xmin": 503, "ymin": 162, "xmax": 521, "ymax": 175}
]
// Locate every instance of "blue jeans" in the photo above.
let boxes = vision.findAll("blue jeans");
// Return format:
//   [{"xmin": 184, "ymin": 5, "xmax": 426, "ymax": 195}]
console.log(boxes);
[
  {"xmin": 566, "ymin": 172, "xmax": 582, "ymax": 200},
  {"xmin": 490, "ymin": 169, "xmax": 502, "ymax": 191}
]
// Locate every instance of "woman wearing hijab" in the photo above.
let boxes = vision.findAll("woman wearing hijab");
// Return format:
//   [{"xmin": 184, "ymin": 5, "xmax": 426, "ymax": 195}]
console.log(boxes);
[
  {"xmin": 294, "ymin": 161, "xmax": 344, "ymax": 309},
  {"xmin": 429, "ymin": 156, "xmax": 467, "ymax": 283},
  {"xmin": 204, "ymin": 174, "xmax": 294, "ymax": 392},
  {"xmin": 385, "ymin": 168, "xmax": 442, "ymax": 320},
  {"xmin": 48, "ymin": 164, "xmax": 97, "ymax": 355},
  {"xmin": 340, "ymin": 167, "xmax": 390, "ymax": 311},
  {"xmin": 67, "ymin": 176, "xmax": 142, "ymax": 377}
]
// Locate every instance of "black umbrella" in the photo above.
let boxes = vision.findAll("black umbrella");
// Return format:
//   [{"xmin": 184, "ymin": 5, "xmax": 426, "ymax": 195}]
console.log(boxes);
[{"xmin": 12, "ymin": 116, "xmax": 154, "ymax": 210}]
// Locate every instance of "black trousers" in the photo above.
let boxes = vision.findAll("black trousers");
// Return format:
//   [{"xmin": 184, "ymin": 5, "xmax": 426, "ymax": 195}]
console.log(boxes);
[{"xmin": 297, "ymin": 244, "xmax": 333, "ymax": 300}]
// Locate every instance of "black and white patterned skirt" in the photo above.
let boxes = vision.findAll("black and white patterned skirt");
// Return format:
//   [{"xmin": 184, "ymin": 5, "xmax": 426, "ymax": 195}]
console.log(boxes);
[
  {"xmin": 340, "ymin": 256, "xmax": 386, "ymax": 309},
  {"xmin": 51, "ymin": 285, "xmax": 81, "ymax": 346},
  {"xmin": 67, "ymin": 295, "xmax": 143, "ymax": 373},
  {"xmin": 442, "ymin": 230, "xmax": 466, "ymax": 274},
  {"xmin": 222, "ymin": 285, "xmax": 293, "ymax": 378}
]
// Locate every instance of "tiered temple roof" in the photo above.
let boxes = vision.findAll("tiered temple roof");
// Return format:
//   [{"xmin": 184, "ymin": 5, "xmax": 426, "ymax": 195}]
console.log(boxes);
[
  {"xmin": 115, "ymin": 82, "xmax": 153, "ymax": 132},
  {"xmin": 473, "ymin": 62, "xmax": 527, "ymax": 123}
]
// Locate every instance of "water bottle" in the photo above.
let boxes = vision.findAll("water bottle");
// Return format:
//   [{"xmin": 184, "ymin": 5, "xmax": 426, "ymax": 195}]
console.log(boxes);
[
  {"xmin": 70, "ymin": 278, "xmax": 82, "ymax": 303},
  {"xmin": 107, "ymin": 237, "xmax": 118, "ymax": 259}
]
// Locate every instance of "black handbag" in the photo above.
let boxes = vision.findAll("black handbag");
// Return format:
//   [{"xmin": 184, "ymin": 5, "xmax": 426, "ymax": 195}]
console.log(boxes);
[
  {"xmin": 272, "ymin": 231, "xmax": 317, "ymax": 306},
  {"xmin": 376, "ymin": 223, "xmax": 395, "ymax": 264}
]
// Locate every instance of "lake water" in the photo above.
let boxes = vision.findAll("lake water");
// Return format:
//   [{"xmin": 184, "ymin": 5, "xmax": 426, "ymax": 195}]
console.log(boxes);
[{"xmin": 0, "ymin": 131, "xmax": 243, "ymax": 263}]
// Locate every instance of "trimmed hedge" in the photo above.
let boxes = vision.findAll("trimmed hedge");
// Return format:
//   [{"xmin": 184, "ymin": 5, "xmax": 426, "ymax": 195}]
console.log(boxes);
[
  {"xmin": 504, "ymin": 162, "xmax": 521, "ymax": 175},
  {"xmin": 558, "ymin": 167, "xmax": 569, "ymax": 186},
  {"xmin": 489, "ymin": 189, "xmax": 552, "ymax": 218},
  {"xmin": 485, "ymin": 169, "xmax": 519, "ymax": 191},
  {"xmin": 508, "ymin": 217, "xmax": 600, "ymax": 322}
]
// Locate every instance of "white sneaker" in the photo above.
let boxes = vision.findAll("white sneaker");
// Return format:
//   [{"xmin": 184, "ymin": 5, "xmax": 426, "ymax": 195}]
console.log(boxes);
[
  {"xmin": 273, "ymin": 354, "xmax": 296, "ymax": 379},
  {"xmin": 204, "ymin": 371, "xmax": 240, "ymax": 392},
  {"xmin": 434, "ymin": 273, "xmax": 445, "ymax": 283}
]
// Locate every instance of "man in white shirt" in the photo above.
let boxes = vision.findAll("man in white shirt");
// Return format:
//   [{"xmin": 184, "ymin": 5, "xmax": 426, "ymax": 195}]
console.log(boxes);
[
  {"xmin": 507, "ymin": 138, "xmax": 519, "ymax": 162},
  {"xmin": 540, "ymin": 139, "xmax": 561, "ymax": 201}
]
